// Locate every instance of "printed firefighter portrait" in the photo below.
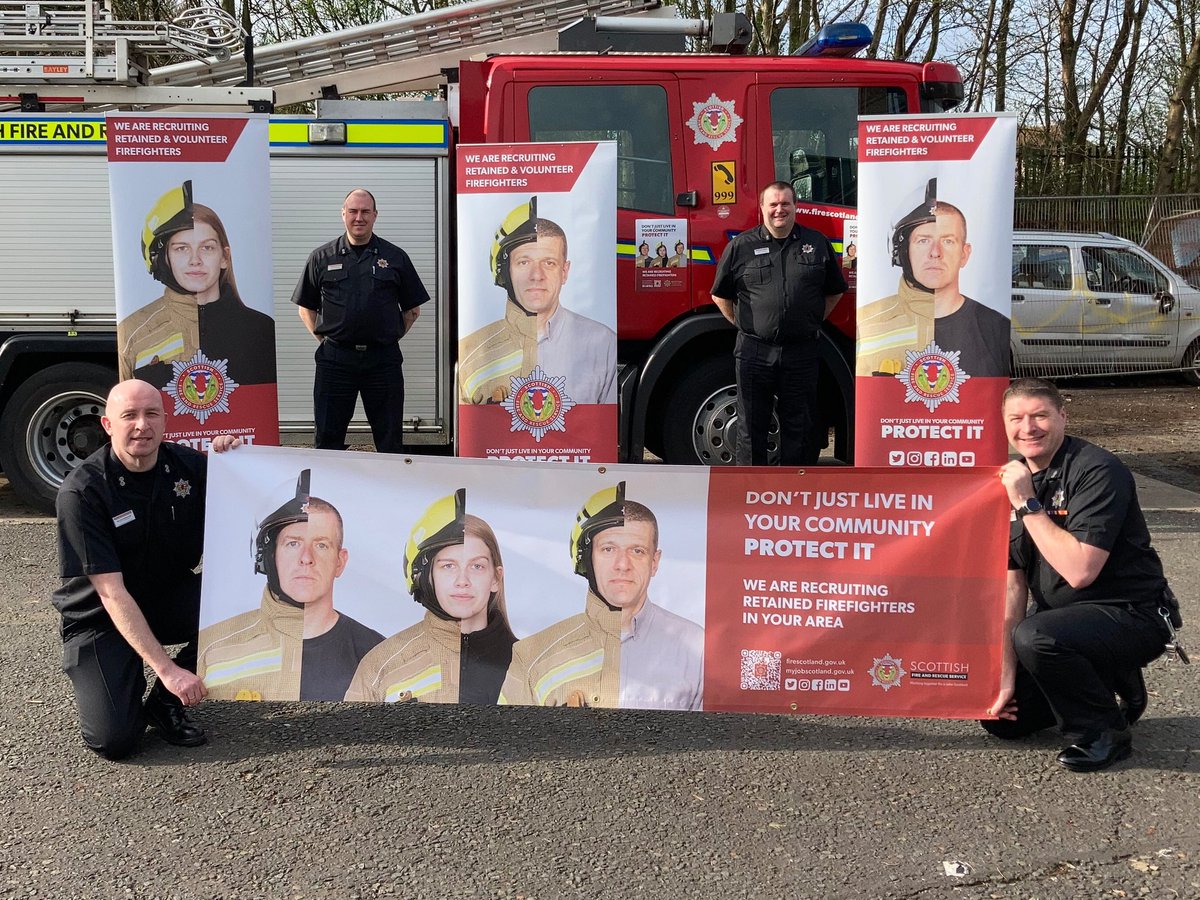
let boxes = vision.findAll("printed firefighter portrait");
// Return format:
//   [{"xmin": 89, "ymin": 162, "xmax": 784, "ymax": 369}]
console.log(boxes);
[
  {"xmin": 118, "ymin": 180, "xmax": 276, "ymax": 393},
  {"xmin": 457, "ymin": 196, "xmax": 616, "ymax": 406},
  {"xmin": 345, "ymin": 488, "xmax": 517, "ymax": 704},
  {"xmin": 197, "ymin": 469, "xmax": 382, "ymax": 701},
  {"xmin": 500, "ymin": 481, "xmax": 704, "ymax": 710}
]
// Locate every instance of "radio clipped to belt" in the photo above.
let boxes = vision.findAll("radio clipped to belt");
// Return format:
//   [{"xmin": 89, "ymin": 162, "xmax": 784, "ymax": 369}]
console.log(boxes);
[{"xmin": 1159, "ymin": 585, "xmax": 1189, "ymax": 664}]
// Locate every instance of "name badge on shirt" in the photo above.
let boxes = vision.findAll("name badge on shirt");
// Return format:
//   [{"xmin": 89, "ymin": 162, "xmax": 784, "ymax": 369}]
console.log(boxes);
[
  {"xmin": 753, "ymin": 247, "xmax": 769, "ymax": 255},
  {"xmin": 327, "ymin": 263, "xmax": 343, "ymax": 271},
  {"xmin": 113, "ymin": 510, "xmax": 136, "ymax": 528}
]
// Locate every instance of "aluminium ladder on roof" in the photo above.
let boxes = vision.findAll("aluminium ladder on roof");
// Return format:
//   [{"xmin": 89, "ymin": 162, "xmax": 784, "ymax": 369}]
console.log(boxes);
[
  {"xmin": 148, "ymin": 0, "xmax": 667, "ymax": 106},
  {"xmin": 0, "ymin": 0, "xmax": 273, "ymax": 107}
]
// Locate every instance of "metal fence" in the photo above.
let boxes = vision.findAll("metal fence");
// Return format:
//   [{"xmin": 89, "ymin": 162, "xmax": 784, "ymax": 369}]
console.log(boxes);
[{"xmin": 1014, "ymin": 193, "xmax": 1200, "ymax": 271}]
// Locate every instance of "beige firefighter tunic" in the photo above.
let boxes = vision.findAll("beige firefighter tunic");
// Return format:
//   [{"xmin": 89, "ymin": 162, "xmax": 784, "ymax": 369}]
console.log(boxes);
[
  {"xmin": 197, "ymin": 588, "xmax": 304, "ymax": 701},
  {"xmin": 856, "ymin": 278, "xmax": 934, "ymax": 376},
  {"xmin": 457, "ymin": 302, "xmax": 538, "ymax": 404},
  {"xmin": 500, "ymin": 592, "xmax": 622, "ymax": 708},
  {"xmin": 118, "ymin": 288, "xmax": 200, "ymax": 379},
  {"xmin": 344, "ymin": 611, "xmax": 462, "ymax": 704}
]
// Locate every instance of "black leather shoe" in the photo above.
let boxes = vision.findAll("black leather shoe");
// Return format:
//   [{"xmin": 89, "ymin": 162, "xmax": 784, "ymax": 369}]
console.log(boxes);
[
  {"xmin": 1114, "ymin": 667, "xmax": 1148, "ymax": 726},
  {"xmin": 144, "ymin": 699, "xmax": 207, "ymax": 747},
  {"xmin": 1056, "ymin": 728, "xmax": 1132, "ymax": 772}
]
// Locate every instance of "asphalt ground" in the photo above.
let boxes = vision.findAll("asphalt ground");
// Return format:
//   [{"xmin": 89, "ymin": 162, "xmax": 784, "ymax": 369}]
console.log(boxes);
[{"xmin": 1, "ymin": 474, "xmax": 1197, "ymax": 900}]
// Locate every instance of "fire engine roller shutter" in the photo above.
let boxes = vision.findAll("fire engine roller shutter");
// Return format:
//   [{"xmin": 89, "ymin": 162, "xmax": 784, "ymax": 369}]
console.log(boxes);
[
  {"xmin": 270, "ymin": 157, "xmax": 442, "ymax": 437},
  {"xmin": 0, "ymin": 154, "xmax": 118, "ymax": 320},
  {"xmin": 0, "ymin": 151, "xmax": 443, "ymax": 439}
]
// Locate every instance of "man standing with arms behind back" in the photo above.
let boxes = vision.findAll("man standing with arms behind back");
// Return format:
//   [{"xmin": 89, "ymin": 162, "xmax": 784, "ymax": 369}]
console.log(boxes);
[
  {"xmin": 711, "ymin": 181, "xmax": 846, "ymax": 465},
  {"xmin": 293, "ymin": 188, "xmax": 431, "ymax": 452},
  {"xmin": 986, "ymin": 378, "xmax": 1176, "ymax": 771}
]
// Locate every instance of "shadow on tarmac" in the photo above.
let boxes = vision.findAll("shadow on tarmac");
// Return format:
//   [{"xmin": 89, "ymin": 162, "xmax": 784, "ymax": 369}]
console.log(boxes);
[{"xmin": 125, "ymin": 701, "xmax": 1200, "ymax": 774}]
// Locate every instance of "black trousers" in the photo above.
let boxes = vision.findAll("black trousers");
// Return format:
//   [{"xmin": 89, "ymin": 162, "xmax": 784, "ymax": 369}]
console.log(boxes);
[
  {"xmin": 734, "ymin": 333, "xmax": 820, "ymax": 466},
  {"xmin": 62, "ymin": 628, "xmax": 197, "ymax": 760},
  {"xmin": 982, "ymin": 602, "xmax": 1167, "ymax": 743},
  {"xmin": 313, "ymin": 340, "xmax": 406, "ymax": 453}
]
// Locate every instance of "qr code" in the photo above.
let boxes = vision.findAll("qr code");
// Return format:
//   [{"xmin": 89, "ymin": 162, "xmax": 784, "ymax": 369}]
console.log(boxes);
[{"xmin": 740, "ymin": 649, "xmax": 782, "ymax": 691}]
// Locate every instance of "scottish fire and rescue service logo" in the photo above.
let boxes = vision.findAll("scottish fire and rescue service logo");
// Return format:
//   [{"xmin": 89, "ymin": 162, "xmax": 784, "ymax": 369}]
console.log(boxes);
[
  {"xmin": 896, "ymin": 341, "xmax": 970, "ymax": 412},
  {"xmin": 686, "ymin": 93, "xmax": 744, "ymax": 150},
  {"xmin": 869, "ymin": 653, "xmax": 907, "ymax": 691},
  {"xmin": 164, "ymin": 350, "xmax": 239, "ymax": 424},
  {"xmin": 501, "ymin": 366, "xmax": 575, "ymax": 442}
]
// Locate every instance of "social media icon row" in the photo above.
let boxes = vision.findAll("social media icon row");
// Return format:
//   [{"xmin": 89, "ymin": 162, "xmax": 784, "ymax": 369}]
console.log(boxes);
[
  {"xmin": 888, "ymin": 450, "xmax": 976, "ymax": 467},
  {"xmin": 785, "ymin": 677, "xmax": 851, "ymax": 692}
]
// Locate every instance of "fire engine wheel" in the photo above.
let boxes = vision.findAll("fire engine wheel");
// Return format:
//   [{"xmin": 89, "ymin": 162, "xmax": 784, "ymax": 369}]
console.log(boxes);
[
  {"xmin": 0, "ymin": 363, "xmax": 117, "ymax": 514},
  {"xmin": 658, "ymin": 356, "xmax": 779, "ymax": 466},
  {"xmin": 1182, "ymin": 338, "xmax": 1200, "ymax": 386}
]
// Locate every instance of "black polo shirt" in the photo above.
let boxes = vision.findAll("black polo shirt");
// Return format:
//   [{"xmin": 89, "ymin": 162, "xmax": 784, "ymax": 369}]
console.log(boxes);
[
  {"xmin": 1009, "ymin": 435, "xmax": 1166, "ymax": 610},
  {"xmin": 711, "ymin": 224, "xmax": 847, "ymax": 345},
  {"xmin": 291, "ymin": 234, "xmax": 430, "ymax": 345},
  {"xmin": 52, "ymin": 443, "xmax": 207, "ymax": 643}
]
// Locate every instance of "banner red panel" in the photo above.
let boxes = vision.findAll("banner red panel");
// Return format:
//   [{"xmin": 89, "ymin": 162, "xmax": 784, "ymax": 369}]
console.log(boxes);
[{"xmin": 703, "ymin": 468, "xmax": 1008, "ymax": 718}]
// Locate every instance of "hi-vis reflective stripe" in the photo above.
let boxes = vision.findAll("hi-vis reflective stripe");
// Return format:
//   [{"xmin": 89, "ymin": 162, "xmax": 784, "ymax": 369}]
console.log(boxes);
[
  {"xmin": 462, "ymin": 349, "xmax": 522, "ymax": 399},
  {"xmin": 533, "ymin": 649, "xmax": 603, "ymax": 705},
  {"xmin": 134, "ymin": 332, "xmax": 186, "ymax": 369},
  {"xmin": 616, "ymin": 241, "xmax": 715, "ymax": 264},
  {"xmin": 0, "ymin": 118, "xmax": 448, "ymax": 149},
  {"xmin": 385, "ymin": 665, "xmax": 441, "ymax": 701},
  {"xmin": 858, "ymin": 324, "xmax": 920, "ymax": 358},
  {"xmin": 203, "ymin": 648, "xmax": 283, "ymax": 686},
  {"xmin": 0, "ymin": 118, "xmax": 106, "ymax": 143},
  {"xmin": 269, "ymin": 119, "xmax": 449, "ymax": 148}
]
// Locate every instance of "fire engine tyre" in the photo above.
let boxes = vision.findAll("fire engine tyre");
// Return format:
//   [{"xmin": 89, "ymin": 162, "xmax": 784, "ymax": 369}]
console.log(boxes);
[
  {"xmin": 1182, "ymin": 338, "xmax": 1200, "ymax": 386},
  {"xmin": 658, "ymin": 356, "xmax": 779, "ymax": 466},
  {"xmin": 0, "ymin": 363, "xmax": 117, "ymax": 514}
]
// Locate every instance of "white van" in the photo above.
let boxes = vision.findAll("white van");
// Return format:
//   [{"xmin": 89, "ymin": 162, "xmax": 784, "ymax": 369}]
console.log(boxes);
[{"xmin": 1011, "ymin": 230, "xmax": 1200, "ymax": 383}]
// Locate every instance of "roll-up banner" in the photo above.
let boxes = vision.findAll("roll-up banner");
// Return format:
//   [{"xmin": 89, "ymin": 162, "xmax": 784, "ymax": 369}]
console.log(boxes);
[
  {"xmin": 455, "ymin": 142, "xmax": 618, "ymax": 463},
  {"xmin": 107, "ymin": 113, "xmax": 278, "ymax": 450},
  {"xmin": 854, "ymin": 113, "xmax": 1017, "ymax": 468},
  {"xmin": 199, "ymin": 447, "xmax": 1008, "ymax": 718}
]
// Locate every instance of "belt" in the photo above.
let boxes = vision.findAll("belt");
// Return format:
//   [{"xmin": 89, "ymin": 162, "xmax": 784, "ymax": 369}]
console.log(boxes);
[{"xmin": 323, "ymin": 337, "xmax": 394, "ymax": 351}]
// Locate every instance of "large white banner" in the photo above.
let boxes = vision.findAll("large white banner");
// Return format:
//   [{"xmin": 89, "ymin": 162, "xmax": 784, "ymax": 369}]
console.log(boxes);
[{"xmin": 197, "ymin": 446, "xmax": 1008, "ymax": 719}]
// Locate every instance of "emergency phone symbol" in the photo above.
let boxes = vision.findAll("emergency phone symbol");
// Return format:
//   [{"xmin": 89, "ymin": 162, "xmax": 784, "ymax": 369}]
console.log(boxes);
[{"xmin": 712, "ymin": 161, "xmax": 737, "ymax": 204}]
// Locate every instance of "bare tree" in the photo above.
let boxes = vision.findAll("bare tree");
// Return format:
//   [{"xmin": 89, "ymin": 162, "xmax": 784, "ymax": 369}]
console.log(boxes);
[{"xmin": 1155, "ymin": 26, "xmax": 1200, "ymax": 195}]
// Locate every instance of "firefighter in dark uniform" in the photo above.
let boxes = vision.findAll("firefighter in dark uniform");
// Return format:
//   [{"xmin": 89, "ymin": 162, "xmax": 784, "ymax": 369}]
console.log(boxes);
[
  {"xmin": 52, "ymin": 379, "xmax": 240, "ymax": 759},
  {"xmin": 986, "ymin": 378, "xmax": 1179, "ymax": 772},
  {"xmin": 292, "ymin": 188, "xmax": 431, "ymax": 452},
  {"xmin": 711, "ymin": 181, "xmax": 847, "ymax": 465}
]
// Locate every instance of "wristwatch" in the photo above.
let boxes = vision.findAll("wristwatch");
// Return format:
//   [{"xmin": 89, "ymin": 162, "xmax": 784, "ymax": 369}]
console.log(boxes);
[{"xmin": 1015, "ymin": 497, "xmax": 1044, "ymax": 519}]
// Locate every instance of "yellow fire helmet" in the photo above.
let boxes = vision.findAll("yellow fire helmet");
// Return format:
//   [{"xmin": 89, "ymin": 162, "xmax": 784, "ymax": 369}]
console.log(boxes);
[
  {"xmin": 570, "ymin": 481, "xmax": 626, "ymax": 602},
  {"xmin": 490, "ymin": 196, "xmax": 540, "ymax": 311},
  {"xmin": 141, "ymin": 180, "xmax": 194, "ymax": 272},
  {"xmin": 253, "ymin": 469, "xmax": 311, "ymax": 606},
  {"xmin": 404, "ymin": 488, "xmax": 467, "ymax": 620}
]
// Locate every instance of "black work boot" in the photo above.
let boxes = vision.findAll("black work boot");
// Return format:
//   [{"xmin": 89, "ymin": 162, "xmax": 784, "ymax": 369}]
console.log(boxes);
[
  {"xmin": 143, "ymin": 686, "xmax": 207, "ymax": 747},
  {"xmin": 1114, "ymin": 667, "xmax": 1148, "ymax": 726}
]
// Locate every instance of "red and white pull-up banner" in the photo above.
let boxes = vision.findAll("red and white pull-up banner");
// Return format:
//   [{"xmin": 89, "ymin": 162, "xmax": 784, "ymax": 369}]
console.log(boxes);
[
  {"xmin": 854, "ymin": 113, "xmax": 1018, "ymax": 468},
  {"xmin": 107, "ymin": 113, "xmax": 278, "ymax": 450},
  {"xmin": 455, "ymin": 141, "xmax": 618, "ymax": 463}
]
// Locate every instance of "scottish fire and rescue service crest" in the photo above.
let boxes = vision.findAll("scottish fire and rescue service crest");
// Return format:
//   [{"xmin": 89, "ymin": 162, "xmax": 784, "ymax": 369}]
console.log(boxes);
[
  {"xmin": 868, "ymin": 653, "xmax": 907, "ymax": 691},
  {"xmin": 501, "ymin": 365, "xmax": 575, "ymax": 442},
  {"xmin": 686, "ymin": 93, "xmax": 744, "ymax": 150},
  {"xmin": 896, "ymin": 341, "xmax": 970, "ymax": 412},
  {"xmin": 164, "ymin": 350, "xmax": 239, "ymax": 424}
]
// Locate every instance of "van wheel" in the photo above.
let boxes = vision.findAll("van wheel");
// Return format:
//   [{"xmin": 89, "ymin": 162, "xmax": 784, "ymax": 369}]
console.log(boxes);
[
  {"xmin": 0, "ymin": 363, "xmax": 116, "ymax": 513},
  {"xmin": 658, "ymin": 356, "xmax": 779, "ymax": 465},
  {"xmin": 1182, "ymin": 339, "xmax": 1200, "ymax": 386}
]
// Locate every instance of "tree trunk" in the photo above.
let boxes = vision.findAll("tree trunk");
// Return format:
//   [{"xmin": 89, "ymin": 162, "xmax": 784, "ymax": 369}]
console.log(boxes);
[{"xmin": 1155, "ymin": 28, "xmax": 1200, "ymax": 196}]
